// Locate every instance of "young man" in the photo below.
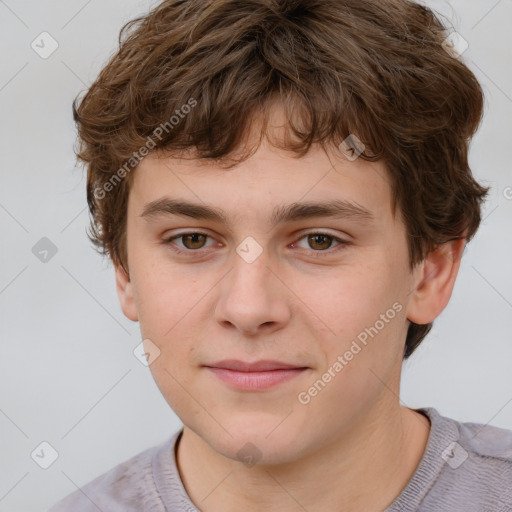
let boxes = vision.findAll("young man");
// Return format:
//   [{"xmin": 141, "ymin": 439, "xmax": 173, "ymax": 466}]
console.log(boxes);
[{"xmin": 48, "ymin": 0, "xmax": 512, "ymax": 510}]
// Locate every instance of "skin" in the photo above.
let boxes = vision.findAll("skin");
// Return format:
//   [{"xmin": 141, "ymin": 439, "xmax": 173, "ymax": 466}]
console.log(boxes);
[{"xmin": 115, "ymin": 108, "xmax": 465, "ymax": 511}]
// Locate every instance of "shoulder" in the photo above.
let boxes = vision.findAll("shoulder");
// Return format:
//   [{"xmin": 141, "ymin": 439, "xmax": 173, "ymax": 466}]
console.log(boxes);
[
  {"xmin": 455, "ymin": 414, "xmax": 512, "ymax": 494},
  {"xmin": 46, "ymin": 434, "xmax": 178, "ymax": 512},
  {"xmin": 456, "ymin": 414, "xmax": 512, "ymax": 462},
  {"xmin": 422, "ymin": 408, "xmax": 512, "ymax": 511}
]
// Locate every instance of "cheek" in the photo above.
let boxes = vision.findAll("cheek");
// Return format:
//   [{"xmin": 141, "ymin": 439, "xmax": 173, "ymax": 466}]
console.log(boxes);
[
  {"xmin": 130, "ymin": 256, "xmax": 210, "ymax": 372},
  {"xmin": 301, "ymin": 263, "xmax": 392, "ymax": 335},
  {"xmin": 131, "ymin": 255, "xmax": 203, "ymax": 338},
  {"xmin": 298, "ymin": 255, "xmax": 407, "ymax": 374}
]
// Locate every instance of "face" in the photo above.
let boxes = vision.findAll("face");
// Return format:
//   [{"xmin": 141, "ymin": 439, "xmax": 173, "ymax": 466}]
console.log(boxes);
[{"xmin": 116, "ymin": 120, "xmax": 426, "ymax": 465}]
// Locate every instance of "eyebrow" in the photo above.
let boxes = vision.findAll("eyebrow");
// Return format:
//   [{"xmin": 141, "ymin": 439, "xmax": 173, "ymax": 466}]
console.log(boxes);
[{"xmin": 140, "ymin": 197, "xmax": 375, "ymax": 227}]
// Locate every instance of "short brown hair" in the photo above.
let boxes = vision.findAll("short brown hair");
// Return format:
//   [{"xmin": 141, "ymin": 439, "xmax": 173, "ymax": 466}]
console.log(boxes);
[{"xmin": 72, "ymin": 0, "xmax": 489, "ymax": 358}]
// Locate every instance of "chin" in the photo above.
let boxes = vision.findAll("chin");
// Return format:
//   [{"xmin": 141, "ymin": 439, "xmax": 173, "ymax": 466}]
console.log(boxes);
[{"xmin": 198, "ymin": 418, "xmax": 306, "ymax": 467}]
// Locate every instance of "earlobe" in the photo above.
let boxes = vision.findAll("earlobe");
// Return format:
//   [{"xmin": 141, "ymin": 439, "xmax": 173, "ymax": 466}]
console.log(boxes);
[
  {"xmin": 406, "ymin": 238, "xmax": 466, "ymax": 325},
  {"xmin": 115, "ymin": 264, "xmax": 139, "ymax": 322}
]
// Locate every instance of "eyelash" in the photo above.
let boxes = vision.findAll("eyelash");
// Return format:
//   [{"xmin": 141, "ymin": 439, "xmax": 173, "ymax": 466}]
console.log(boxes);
[{"xmin": 163, "ymin": 231, "xmax": 350, "ymax": 258}]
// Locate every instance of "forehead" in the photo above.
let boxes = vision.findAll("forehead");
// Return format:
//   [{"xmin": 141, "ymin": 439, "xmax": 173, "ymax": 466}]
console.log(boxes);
[{"xmin": 129, "ymin": 140, "xmax": 395, "ymax": 229}]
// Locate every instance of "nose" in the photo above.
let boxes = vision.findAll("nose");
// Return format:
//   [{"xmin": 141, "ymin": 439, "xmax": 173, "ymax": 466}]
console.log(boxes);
[{"xmin": 214, "ymin": 249, "xmax": 291, "ymax": 337}]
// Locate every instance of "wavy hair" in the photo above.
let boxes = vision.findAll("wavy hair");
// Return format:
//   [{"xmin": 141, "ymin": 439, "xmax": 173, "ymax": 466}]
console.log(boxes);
[{"xmin": 72, "ymin": 0, "xmax": 489, "ymax": 358}]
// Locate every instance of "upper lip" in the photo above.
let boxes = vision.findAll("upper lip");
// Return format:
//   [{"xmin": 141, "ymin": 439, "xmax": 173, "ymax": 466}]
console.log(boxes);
[{"xmin": 204, "ymin": 360, "xmax": 307, "ymax": 372}]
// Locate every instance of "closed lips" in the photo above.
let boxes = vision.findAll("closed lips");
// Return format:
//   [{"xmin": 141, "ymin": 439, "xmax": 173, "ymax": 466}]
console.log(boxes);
[{"xmin": 204, "ymin": 360, "xmax": 308, "ymax": 372}]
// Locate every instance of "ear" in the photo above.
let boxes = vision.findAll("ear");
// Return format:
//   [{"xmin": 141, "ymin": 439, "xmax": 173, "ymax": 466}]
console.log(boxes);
[
  {"xmin": 114, "ymin": 264, "xmax": 139, "ymax": 322},
  {"xmin": 406, "ymin": 238, "xmax": 466, "ymax": 325}
]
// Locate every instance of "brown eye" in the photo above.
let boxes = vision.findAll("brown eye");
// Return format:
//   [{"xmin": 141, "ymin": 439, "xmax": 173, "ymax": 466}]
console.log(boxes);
[
  {"xmin": 292, "ymin": 232, "xmax": 350, "ymax": 258},
  {"xmin": 307, "ymin": 233, "xmax": 334, "ymax": 251},
  {"xmin": 181, "ymin": 233, "xmax": 208, "ymax": 250}
]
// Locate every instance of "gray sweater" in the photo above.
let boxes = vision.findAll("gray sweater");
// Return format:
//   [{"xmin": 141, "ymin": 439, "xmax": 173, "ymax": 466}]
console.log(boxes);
[{"xmin": 47, "ymin": 407, "xmax": 512, "ymax": 511}]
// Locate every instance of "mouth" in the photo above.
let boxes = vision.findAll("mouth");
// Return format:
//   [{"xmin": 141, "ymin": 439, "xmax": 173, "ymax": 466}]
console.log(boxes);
[{"xmin": 203, "ymin": 359, "xmax": 309, "ymax": 391}]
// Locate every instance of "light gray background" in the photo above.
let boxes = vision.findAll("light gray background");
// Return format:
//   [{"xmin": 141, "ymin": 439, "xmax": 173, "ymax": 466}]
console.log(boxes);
[{"xmin": 0, "ymin": 1, "xmax": 511, "ymax": 510}]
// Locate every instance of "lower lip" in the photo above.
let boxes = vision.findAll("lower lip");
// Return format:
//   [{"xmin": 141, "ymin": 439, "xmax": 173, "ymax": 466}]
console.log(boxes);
[{"xmin": 205, "ymin": 367, "xmax": 307, "ymax": 391}]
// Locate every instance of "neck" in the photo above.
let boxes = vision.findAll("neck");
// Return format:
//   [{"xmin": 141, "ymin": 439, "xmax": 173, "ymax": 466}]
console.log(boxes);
[{"xmin": 175, "ymin": 402, "xmax": 431, "ymax": 512}]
